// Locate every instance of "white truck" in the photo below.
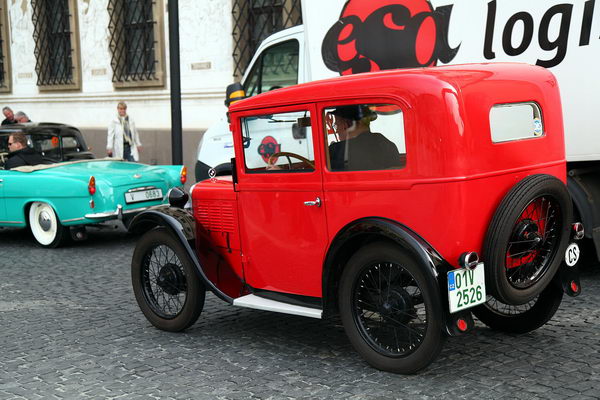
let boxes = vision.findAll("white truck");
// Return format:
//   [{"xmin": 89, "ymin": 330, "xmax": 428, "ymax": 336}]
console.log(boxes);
[{"xmin": 195, "ymin": 0, "xmax": 600, "ymax": 258}]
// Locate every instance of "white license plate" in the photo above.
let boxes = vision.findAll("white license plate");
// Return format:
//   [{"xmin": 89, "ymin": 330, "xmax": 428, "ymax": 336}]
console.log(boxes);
[
  {"xmin": 448, "ymin": 263, "xmax": 486, "ymax": 313},
  {"xmin": 125, "ymin": 188, "xmax": 163, "ymax": 204}
]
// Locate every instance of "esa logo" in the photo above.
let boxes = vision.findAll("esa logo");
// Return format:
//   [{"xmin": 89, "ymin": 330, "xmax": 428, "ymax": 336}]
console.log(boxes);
[
  {"xmin": 321, "ymin": 0, "xmax": 458, "ymax": 74},
  {"xmin": 258, "ymin": 136, "xmax": 281, "ymax": 164},
  {"xmin": 322, "ymin": 0, "xmax": 596, "ymax": 74}
]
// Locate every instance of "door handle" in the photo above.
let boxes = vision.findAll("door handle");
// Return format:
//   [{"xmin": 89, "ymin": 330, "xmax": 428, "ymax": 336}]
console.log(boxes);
[{"xmin": 304, "ymin": 197, "xmax": 321, "ymax": 207}]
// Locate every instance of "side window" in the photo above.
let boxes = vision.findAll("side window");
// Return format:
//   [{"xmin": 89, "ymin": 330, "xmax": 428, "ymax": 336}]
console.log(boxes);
[
  {"xmin": 244, "ymin": 40, "xmax": 299, "ymax": 97},
  {"xmin": 324, "ymin": 104, "xmax": 406, "ymax": 172},
  {"xmin": 242, "ymin": 110, "xmax": 314, "ymax": 173},
  {"xmin": 490, "ymin": 102, "xmax": 543, "ymax": 143},
  {"xmin": 30, "ymin": 133, "xmax": 61, "ymax": 161}
]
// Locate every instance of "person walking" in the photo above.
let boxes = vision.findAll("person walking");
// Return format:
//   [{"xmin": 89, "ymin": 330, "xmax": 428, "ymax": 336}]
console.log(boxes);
[
  {"xmin": 15, "ymin": 111, "xmax": 31, "ymax": 123},
  {"xmin": 2, "ymin": 107, "xmax": 17, "ymax": 125},
  {"xmin": 107, "ymin": 101, "xmax": 142, "ymax": 162}
]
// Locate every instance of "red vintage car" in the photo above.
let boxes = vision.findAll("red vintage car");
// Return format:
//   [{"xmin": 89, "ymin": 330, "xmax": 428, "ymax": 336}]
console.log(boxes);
[{"xmin": 130, "ymin": 63, "xmax": 584, "ymax": 374}]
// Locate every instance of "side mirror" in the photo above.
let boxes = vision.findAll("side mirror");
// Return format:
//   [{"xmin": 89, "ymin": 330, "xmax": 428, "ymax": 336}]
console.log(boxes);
[{"xmin": 225, "ymin": 82, "xmax": 246, "ymax": 107}]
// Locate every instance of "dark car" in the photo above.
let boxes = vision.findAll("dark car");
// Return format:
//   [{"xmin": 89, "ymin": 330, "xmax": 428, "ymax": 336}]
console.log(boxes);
[{"xmin": 0, "ymin": 122, "xmax": 95, "ymax": 166}]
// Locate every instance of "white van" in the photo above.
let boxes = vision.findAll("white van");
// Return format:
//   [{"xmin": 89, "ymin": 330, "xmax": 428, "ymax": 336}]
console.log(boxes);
[{"xmin": 196, "ymin": 0, "xmax": 600, "ymax": 258}]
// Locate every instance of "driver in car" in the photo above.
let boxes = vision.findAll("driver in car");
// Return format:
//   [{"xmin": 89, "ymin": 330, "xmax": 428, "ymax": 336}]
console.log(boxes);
[
  {"xmin": 328, "ymin": 105, "xmax": 402, "ymax": 171},
  {"xmin": 5, "ymin": 132, "xmax": 44, "ymax": 169}
]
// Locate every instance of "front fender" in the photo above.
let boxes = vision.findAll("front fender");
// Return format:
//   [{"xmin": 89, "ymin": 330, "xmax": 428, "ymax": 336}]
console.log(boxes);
[{"xmin": 130, "ymin": 206, "xmax": 234, "ymax": 304}]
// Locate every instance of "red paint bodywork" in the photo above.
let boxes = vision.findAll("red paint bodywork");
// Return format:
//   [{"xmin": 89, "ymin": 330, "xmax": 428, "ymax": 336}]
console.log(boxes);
[{"xmin": 192, "ymin": 63, "xmax": 566, "ymax": 300}]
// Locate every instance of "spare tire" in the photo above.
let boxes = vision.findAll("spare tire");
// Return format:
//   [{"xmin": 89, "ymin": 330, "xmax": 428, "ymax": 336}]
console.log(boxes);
[{"xmin": 484, "ymin": 174, "xmax": 572, "ymax": 305}]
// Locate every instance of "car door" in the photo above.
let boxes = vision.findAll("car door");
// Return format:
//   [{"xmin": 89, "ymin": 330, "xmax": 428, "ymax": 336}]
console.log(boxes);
[{"xmin": 235, "ymin": 104, "xmax": 328, "ymax": 298}]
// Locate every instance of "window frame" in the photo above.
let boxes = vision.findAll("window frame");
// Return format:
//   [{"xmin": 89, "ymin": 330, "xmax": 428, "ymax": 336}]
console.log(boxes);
[
  {"xmin": 0, "ymin": 0, "xmax": 11, "ymax": 93},
  {"xmin": 241, "ymin": 107, "xmax": 315, "ymax": 174},
  {"xmin": 489, "ymin": 101, "xmax": 544, "ymax": 143},
  {"xmin": 321, "ymin": 102, "xmax": 408, "ymax": 173},
  {"xmin": 31, "ymin": 0, "xmax": 82, "ymax": 91},
  {"xmin": 107, "ymin": 0, "xmax": 165, "ymax": 89}
]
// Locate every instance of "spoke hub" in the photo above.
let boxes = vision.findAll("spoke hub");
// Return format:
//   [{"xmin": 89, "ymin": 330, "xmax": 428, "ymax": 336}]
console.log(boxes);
[
  {"xmin": 157, "ymin": 263, "xmax": 185, "ymax": 295},
  {"xmin": 510, "ymin": 219, "xmax": 542, "ymax": 256}
]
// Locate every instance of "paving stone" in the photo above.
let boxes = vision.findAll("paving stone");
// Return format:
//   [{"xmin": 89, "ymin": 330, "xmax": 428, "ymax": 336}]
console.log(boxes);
[{"xmin": 2, "ymin": 226, "xmax": 600, "ymax": 398}]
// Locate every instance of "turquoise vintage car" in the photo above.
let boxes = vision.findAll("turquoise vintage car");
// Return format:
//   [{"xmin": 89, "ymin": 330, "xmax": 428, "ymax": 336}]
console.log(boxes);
[{"xmin": 0, "ymin": 124, "xmax": 186, "ymax": 247}]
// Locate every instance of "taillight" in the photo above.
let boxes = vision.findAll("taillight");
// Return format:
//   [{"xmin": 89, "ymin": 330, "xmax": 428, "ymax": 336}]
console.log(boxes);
[
  {"xmin": 180, "ymin": 166, "xmax": 187, "ymax": 184},
  {"xmin": 88, "ymin": 176, "xmax": 96, "ymax": 195}
]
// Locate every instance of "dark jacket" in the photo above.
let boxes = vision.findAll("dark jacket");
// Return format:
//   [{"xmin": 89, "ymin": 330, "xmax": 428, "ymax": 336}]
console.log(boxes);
[
  {"xmin": 1, "ymin": 118, "xmax": 17, "ymax": 125},
  {"xmin": 329, "ymin": 131, "xmax": 402, "ymax": 171},
  {"xmin": 5, "ymin": 147, "xmax": 45, "ymax": 169}
]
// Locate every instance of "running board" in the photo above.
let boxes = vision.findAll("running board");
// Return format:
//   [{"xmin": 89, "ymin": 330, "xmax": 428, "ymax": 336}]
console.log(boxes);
[{"xmin": 232, "ymin": 294, "xmax": 322, "ymax": 319}]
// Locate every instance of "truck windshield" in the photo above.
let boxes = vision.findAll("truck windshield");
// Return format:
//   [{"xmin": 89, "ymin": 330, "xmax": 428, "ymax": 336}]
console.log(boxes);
[{"xmin": 244, "ymin": 39, "xmax": 299, "ymax": 97}]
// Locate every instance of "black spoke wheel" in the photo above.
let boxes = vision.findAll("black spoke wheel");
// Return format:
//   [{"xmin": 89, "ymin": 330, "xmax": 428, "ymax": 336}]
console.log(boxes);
[
  {"xmin": 472, "ymin": 282, "xmax": 563, "ymax": 334},
  {"xmin": 484, "ymin": 175, "xmax": 572, "ymax": 305},
  {"xmin": 132, "ymin": 227, "xmax": 205, "ymax": 332},
  {"xmin": 339, "ymin": 243, "xmax": 443, "ymax": 374}
]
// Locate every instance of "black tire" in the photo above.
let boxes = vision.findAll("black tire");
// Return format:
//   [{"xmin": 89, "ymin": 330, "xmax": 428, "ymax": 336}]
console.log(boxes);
[
  {"xmin": 28, "ymin": 201, "xmax": 69, "ymax": 248},
  {"xmin": 472, "ymin": 282, "xmax": 563, "ymax": 334},
  {"xmin": 339, "ymin": 242, "xmax": 444, "ymax": 374},
  {"xmin": 484, "ymin": 175, "xmax": 572, "ymax": 305},
  {"xmin": 131, "ymin": 227, "xmax": 205, "ymax": 332}
]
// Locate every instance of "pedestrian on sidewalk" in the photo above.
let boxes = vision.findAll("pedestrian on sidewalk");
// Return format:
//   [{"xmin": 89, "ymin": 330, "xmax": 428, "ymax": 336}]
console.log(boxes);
[
  {"xmin": 2, "ymin": 107, "xmax": 17, "ymax": 125},
  {"xmin": 107, "ymin": 101, "xmax": 142, "ymax": 162}
]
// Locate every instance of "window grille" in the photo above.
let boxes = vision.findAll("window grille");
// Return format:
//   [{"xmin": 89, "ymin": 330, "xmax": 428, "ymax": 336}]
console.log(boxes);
[
  {"xmin": 31, "ymin": 0, "xmax": 81, "ymax": 90},
  {"xmin": 232, "ymin": 0, "xmax": 302, "ymax": 79},
  {"xmin": 107, "ymin": 0, "xmax": 165, "ymax": 88},
  {"xmin": 0, "ymin": 0, "xmax": 10, "ymax": 92}
]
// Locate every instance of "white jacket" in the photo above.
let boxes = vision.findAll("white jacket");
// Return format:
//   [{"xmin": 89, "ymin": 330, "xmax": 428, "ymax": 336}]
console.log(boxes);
[{"xmin": 107, "ymin": 115, "xmax": 142, "ymax": 161}]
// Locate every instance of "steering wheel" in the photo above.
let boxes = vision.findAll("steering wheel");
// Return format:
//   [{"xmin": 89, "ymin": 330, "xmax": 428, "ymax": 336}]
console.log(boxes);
[
  {"xmin": 268, "ymin": 151, "xmax": 315, "ymax": 169},
  {"xmin": 0, "ymin": 152, "xmax": 7, "ymax": 164}
]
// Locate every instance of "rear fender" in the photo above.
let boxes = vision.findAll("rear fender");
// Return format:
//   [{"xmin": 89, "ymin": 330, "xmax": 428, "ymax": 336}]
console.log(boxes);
[
  {"xmin": 129, "ymin": 206, "xmax": 234, "ymax": 304},
  {"xmin": 323, "ymin": 217, "xmax": 466, "ymax": 335}
]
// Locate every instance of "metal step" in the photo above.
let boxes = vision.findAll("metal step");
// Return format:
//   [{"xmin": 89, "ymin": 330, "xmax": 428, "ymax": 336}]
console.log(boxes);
[{"xmin": 232, "ymin": 294, "xmax": 322, "ymax": 319}]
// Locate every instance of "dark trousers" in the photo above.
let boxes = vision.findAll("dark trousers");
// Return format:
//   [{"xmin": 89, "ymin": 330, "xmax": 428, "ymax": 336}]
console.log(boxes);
[{"xmin": 123, "ymin": 143, "xmax": 134, "ymax": 162}]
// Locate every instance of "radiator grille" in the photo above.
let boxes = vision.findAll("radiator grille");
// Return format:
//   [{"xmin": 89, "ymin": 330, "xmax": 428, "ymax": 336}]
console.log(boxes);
[{"xmin": 196, "ymin": 201, "xmax": 236, "ymax": 233}]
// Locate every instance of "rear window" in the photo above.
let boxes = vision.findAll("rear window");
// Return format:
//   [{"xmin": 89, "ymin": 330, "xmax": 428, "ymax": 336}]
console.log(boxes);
[{"xmin": 490, "ymin": 102, "xmax": 543, "ymax": 143}]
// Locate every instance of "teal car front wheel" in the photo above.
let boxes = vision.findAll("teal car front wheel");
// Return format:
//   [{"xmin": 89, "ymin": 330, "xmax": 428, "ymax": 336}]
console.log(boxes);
[{"xmin": 28, "ymin": 202, "xmax": 69, "ymax": 248}]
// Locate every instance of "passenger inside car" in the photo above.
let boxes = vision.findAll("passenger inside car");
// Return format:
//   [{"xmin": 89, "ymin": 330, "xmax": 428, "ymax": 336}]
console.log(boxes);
[{"xmin": 327, "ymin": 105, "xmax": 404, "ymax": 171}]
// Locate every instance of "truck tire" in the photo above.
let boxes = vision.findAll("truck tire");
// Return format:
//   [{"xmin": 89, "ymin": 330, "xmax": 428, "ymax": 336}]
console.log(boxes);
[
  {"xmin": 484, "ymin": 174, "xmax": 572, "ymax": 305},
  {"xmin": 473, "ymin": 282, "xmax": 563, "ymax": 334},
  {"xmin": 131, "ymin": 227, "xmax": 205, "ymax": 332},
  {"xmin": 339, "ymin": 242, "xmax": 444, "ymax": 374}
]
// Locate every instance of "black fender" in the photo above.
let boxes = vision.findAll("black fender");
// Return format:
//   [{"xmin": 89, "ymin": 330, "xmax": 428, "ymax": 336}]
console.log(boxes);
[
  {"xmin": 322, "ymin": 218, "xmax": 466, "ymax": 335},
  {"xmin": 130, "ymin": 205, "xmax": 234, "ymax": 304}
]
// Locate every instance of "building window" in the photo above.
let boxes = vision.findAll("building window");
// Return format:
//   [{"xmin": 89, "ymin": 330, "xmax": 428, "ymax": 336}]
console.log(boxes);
[
  {"xmin": 0, "ymin": 0, "xmax": 11, "ymax": 93},
  {"xmin": 107, "ymin": 0, "xmax": 165, "ymax": 88},
  {"xmin": 31, "ymin": 0, "xmax": 81, "ymax": 91},
  {"xmin": 232, "ymin": 0, "xmax": 302, "ymax": 79}
]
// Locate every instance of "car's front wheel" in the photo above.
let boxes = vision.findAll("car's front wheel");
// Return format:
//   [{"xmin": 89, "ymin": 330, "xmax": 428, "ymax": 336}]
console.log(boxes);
[
  {"xmin": 339, "ymin": 242, "xmax": 444, "ymax": 374},
  {"xmin": 28, "ymin": 202, "xmax": 69, "ymax": 248},
  {"xmin": 131, "ymin": 227, "xmax": 205, "ymax": 332}
]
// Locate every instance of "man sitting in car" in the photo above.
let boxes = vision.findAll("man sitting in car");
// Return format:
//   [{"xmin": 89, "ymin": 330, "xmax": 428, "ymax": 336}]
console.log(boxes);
[{"xmin": 5, "ymin": 132, "xmax": 44, "ymax": 169}]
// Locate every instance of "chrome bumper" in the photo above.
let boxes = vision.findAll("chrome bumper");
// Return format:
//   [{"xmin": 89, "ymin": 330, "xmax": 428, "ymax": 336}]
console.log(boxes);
[{"xmin": 85, "ymin": 204, "xmax": 153, "ymax": 220}]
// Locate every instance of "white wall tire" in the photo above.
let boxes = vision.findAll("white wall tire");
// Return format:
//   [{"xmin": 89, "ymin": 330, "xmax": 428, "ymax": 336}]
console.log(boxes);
[{"xmin": 28, "ymin": 202, "xmax": 67, "ymax": 248}]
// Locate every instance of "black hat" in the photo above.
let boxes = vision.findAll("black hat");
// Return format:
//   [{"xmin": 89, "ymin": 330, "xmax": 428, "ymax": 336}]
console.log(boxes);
[
  {"xmin": 331, "ymin": 105, "xmax": 365, "ymax": 121},
  {"xmin": 330, "ymin": 105, "xmax": 376, "ymax": 121}
]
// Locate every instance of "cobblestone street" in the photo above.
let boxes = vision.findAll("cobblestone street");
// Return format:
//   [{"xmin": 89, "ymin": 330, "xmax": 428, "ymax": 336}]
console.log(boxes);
[{"xmin": 1, "ymin": 225, "xmax": 600, "ymax": 399}]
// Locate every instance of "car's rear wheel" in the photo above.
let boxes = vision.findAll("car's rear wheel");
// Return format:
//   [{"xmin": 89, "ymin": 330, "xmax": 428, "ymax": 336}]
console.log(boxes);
[
  {"xmin": 131, "ymin": 227, "xmax": 205, "ymax": 332},
  {"xmin": 484, "ymin": 175, "xmax": 572, "ymax": 305},
  {"xmin": 339, "ymin": 242, "xmax": 444, "ymax": 374},
  {"xmin": 472, "ymin": 282, "xmax": 563, "ymax": 334},
  {"xmin": 28, "ymin": 201, "xmax": 69, "ymax": 248}
]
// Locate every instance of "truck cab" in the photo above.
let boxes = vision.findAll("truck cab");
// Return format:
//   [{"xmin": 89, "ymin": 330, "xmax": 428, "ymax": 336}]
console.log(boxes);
[{"xmin": 132, "ymin": 64, "xmax": 583, "ymax": 374}]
